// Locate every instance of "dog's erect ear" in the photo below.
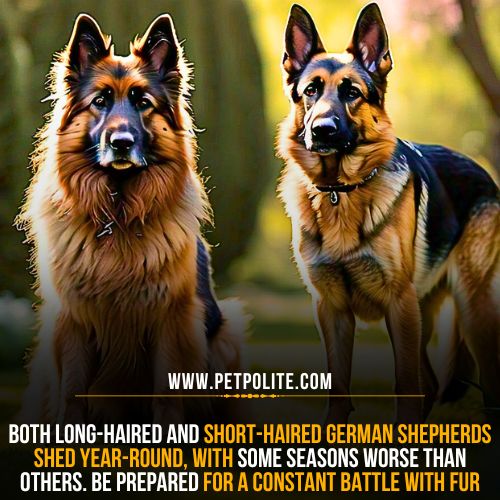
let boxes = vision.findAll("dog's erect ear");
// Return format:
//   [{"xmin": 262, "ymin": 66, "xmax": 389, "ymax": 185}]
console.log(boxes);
[
  {"xmin": 67, "ymin": 14, "xmax": 110, "ymax": 73},
  {"xmin": 137, "ymin": 15, "xmax": 180, "ymax": 75},
  {"xmin": 283, "ymin": 4, "xmax": 325, "ymax": 78},
  {"xmin": 347, "ymin": 3, "xmax": 392, "ymax": 79}
]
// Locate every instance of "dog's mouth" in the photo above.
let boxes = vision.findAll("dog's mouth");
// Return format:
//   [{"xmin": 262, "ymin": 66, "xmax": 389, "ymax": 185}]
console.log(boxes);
[
  {"xmin": 97, "ymin": 147, "xmax": 146, "ymax": 171},
  {"xmin": 110, "ymin": 160, "xmax": 135, "ymax": 171},
  {"xmin": 307, "ymin": 139, "xmax": 356, "ymax": 156},
  {"xmin": 95, "ymin": 160, "xmax": 146, "ymax": 178},
  {"xmin": 310, "ymin": 145, "xmax": 338, "ymax": 156},
  {"xmin": 97, "ymin": 158, "xmax": 146, "ymax": 172},
  {"xmin": 298, "ymin": 128, "xmax": 357, "ymax": 156}
]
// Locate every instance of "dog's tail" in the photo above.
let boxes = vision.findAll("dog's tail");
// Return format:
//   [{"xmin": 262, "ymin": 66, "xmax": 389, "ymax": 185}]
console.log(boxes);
[{"xmin": 210, "ymin": 298, "xmax": 249, "ymax": 373}]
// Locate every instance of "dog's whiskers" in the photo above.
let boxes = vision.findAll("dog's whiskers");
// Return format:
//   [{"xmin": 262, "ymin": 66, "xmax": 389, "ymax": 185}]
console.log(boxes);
[{"xmin": 83, "ymin": 144, "xmax": 100, "ymax": 155}]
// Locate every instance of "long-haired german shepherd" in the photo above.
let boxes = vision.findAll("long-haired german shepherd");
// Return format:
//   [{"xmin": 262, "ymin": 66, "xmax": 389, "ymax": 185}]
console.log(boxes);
[
  {"xmin": 278, "ymin": 3, "xmax": 499, "ymax": 423},
  {"xmin": 17, "ymin": 14, "xmax": 245, "ymax": 424}
]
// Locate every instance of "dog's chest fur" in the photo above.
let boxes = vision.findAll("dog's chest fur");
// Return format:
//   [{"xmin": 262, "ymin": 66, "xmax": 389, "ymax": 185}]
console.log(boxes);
[
  {"xmin": 285, "ymin": 166, "xmax": 415, "ymax": 321},
  {"xmin": 50, "ymin": 214, "xmax": 195, "ymax": 304},
  {"xmin": 309, "ymin": 252, "xmax": 390, "ymax": 320},
  {"xmin": 31, "ymin": 175, "xmax": 204, "ymax": 344}
]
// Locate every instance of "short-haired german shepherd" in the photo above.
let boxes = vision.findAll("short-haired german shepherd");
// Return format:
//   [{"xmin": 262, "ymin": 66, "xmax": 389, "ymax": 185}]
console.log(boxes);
[{"xmin": 278, "ymin": 3, "xmax": 499, "ymax": 423}]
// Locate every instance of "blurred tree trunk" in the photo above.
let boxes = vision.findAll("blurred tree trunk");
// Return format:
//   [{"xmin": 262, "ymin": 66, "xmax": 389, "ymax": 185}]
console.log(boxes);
[
  {"xmin": 0, "ymin": 0, "xmax": 269, "ymax": 295},
  {"xmin": 0, "ymin": 0, "xmax": 33, "ymax": 296},
  {"xmin": 452, "ymin": 0, "xmax": 500, "ymax": 176}
]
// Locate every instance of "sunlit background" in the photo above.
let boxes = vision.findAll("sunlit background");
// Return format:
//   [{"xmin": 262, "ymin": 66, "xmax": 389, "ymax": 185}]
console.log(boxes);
[{"xmin": 0, "ymin": 0, "xmax": 499, "ymax": 428}]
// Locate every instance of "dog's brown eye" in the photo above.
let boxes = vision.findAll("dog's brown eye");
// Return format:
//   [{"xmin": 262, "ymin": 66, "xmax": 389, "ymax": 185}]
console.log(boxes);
[
  {"xmin": 92, "ymin": 95, "xmax": 106, "ymax": 109},
  {"xmin": 136, "ymin": 97, "xmax": 152, "ymax": 111},
  {"xmin": 348, "ymin": 87, "xmax": 362, "ymax": 99},
  {"xmin": 338, "ymin": 78, "xmax": 364, "ymax": 102},
  {"xmin": 129, "ymin": 88, "xmax": 152, "ymax": 110},
  {"xmin": 304, "ymin": 83, "xmax": 318, "ymax": 97}
]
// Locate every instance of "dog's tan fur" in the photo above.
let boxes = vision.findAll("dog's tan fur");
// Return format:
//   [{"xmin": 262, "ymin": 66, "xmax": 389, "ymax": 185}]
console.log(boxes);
[
  {"xmin": 17, "ymin": 15, "xmax": 244, "ymax": 425},
  {"xmin": 278, "ymin": 4, "xmax": 499, "ymax": 423}
]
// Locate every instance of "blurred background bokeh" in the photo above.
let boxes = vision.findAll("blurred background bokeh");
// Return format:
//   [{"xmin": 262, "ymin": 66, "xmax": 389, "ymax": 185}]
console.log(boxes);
[{"xmin": 0, "ymin": 0, "xmax": 499, "ymax": 426}]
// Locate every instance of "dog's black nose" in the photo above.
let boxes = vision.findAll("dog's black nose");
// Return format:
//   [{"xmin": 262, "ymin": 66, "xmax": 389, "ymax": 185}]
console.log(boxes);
[
  {"xmin": 311, "ymin": 117, "xmax": 339, "ymax": 142},
  {"xmin": 312, "ymin": 125, "xmax": 337, "ymax": 141},
  {"xmin": 110, "ymin": 131, "xmax": 135, "ymax": 151}
]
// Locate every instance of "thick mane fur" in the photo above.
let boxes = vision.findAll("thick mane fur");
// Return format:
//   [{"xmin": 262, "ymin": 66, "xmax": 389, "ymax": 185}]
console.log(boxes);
[
  {"xmin": 16, "ymin": 23, "xmax": 218, "ymax": 422},
  {"xmin": 17, "ymin": 39, "xmax": 210, "ymax": 296}
]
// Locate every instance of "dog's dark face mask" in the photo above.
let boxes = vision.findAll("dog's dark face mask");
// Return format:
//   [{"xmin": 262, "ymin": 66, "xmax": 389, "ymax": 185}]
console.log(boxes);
[
  {"xmin": 282, "ymin": 3, "xmax": 393, "ymax": 158},
  {"xmin": 59, "ymin": 14, "xmax": 184, "ymax": 173}
]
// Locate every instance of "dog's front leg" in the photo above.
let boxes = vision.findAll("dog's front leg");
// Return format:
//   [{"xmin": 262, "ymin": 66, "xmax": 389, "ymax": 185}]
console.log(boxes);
[
  {"xmin": 315, "ymin": 297, "xmax": 355, "ymax": 424},
  {"xmin": 56, "ymin": 312, "xmax": 95, "ymax": 424},
  {"xmin": 152, "ymin": 300, "xmax": 209, "ymax": 425},
  {"xmin": 385, "ymin": 283, "xmax": 423, "ymax": 423}
]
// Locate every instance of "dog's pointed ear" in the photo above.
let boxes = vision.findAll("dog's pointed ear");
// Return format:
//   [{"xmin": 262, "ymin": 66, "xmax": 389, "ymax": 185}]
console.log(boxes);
[
  {"xmin": 282, "ymin": 4, "xmax": 325, "ymax": 78},
  {"xmin": 137, "ymin": 14, "xmax": 180, "ymax": 75},
  {"xmin": 347, "ymin": 3, "xmax": 392, "ymax": 79},
  {"xmin": 67, "ymin": 14, "xmax": 110, "ymax": 73}
]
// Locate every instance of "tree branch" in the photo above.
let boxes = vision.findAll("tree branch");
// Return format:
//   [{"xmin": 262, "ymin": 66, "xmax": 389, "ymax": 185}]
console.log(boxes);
[{"xmin": 452, "ymin": 0, "xmax": 500, "ymax": 117}]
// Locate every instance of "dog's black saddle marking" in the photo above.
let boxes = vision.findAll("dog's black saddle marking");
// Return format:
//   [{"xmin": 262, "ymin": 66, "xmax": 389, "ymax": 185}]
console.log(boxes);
[
  {"xmin": 196, "ymin": 237, "xmax": 223, "ymax": 339},
  {"xmin": 398, "ymin": 139, "xmax": 498, "ymax": 266}
]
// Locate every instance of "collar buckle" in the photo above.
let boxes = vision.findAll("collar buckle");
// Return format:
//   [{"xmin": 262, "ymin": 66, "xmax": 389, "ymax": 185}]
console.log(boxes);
[
  {"xmin": 316, "ymin": 167, "xmax": 379, "ymax": 206},
  {"xmin": 96, "ymin": 221, "xmax": 115, "ymax": 239}
]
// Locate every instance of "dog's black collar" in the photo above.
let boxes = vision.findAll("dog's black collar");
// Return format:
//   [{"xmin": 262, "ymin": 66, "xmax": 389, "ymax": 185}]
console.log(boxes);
[{"xmin": 315, "ymin": 168, "xmax": 379, "ymax": 206}]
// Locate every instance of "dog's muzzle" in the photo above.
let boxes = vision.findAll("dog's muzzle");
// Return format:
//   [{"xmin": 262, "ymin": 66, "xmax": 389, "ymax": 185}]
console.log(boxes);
[
  {"xmin": 305, "ymin": 117, "xmax": 355, "ymax": 155},
  {"xmin": 99, "ymin": 130, "xmax": 144, "ymax": 170}
]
